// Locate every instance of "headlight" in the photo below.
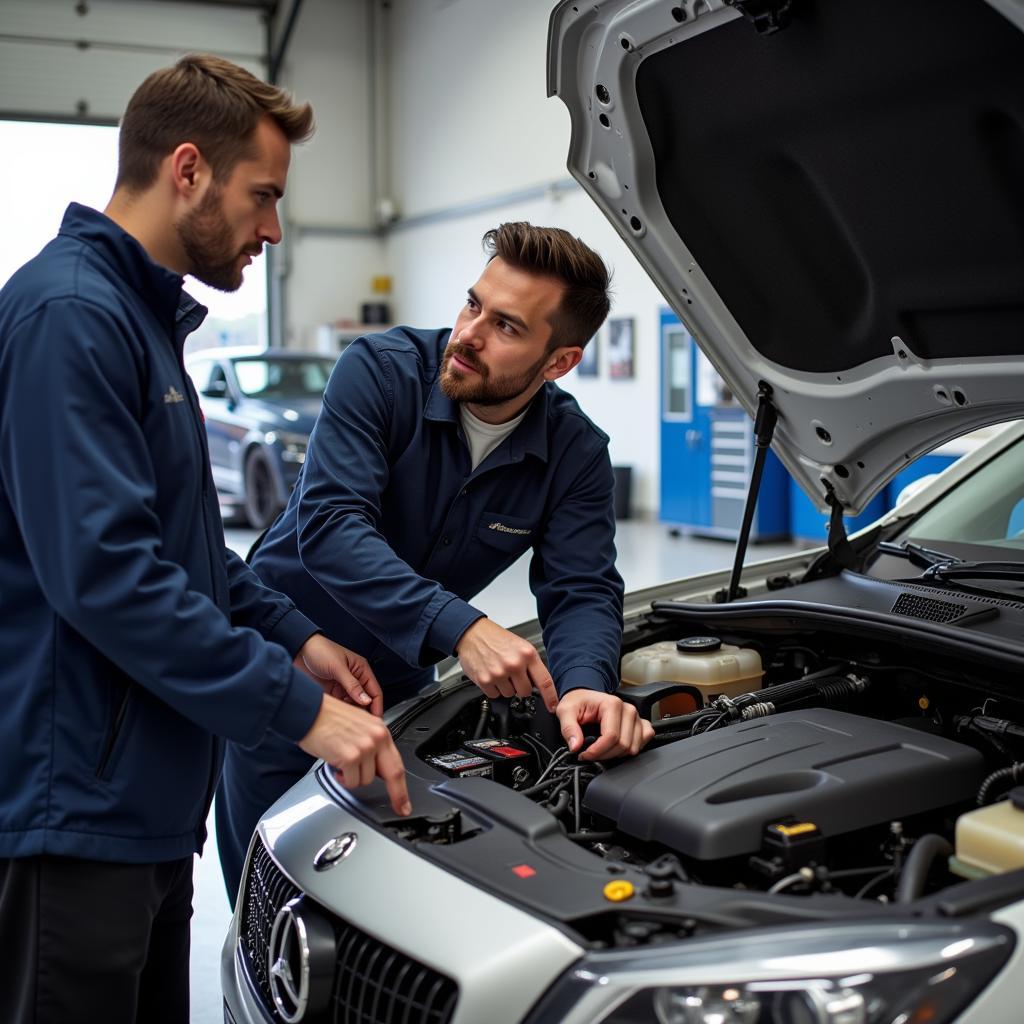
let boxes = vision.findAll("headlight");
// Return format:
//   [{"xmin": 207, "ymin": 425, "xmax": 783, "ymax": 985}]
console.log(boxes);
[
  {"xmin": 525, "ymin": 920, "xmax": 1012, "ymax": 1024},
  {"xmin": 272, "ymin": 430, "xmax": 308, "ymax": 464}
]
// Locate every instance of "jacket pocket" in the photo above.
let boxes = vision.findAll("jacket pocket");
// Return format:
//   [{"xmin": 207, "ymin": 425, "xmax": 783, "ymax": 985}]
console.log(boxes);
[
  {"xmin": 96, "ymin": 682, "xmax": 135, "ymax": 781},
  {"xmin": 476, "ymin": 511, "xmax": 538, "ymax": 553}
]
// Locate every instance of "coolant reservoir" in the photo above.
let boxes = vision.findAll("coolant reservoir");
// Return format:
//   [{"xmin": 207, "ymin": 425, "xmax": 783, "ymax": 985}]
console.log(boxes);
[
  {"xmin": 953, "ymin": 787, "xmax": 1024, "ymax": 878},
  {"xmin": 619, "ymin": 637, "xmax": 763, "ymax": 720}
]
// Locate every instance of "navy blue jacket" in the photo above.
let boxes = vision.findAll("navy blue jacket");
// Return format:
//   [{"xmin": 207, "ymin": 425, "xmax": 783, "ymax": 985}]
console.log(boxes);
[
  {"xmin": 0, "ymin": 204, "xmax": 324, "ymax": 863},
  {"xmin": 252, "ymin": 327, "xmax": 624, "ymax": 697}
]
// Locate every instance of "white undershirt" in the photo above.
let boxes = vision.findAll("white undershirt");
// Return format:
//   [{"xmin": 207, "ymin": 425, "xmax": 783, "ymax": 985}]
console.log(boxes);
[{"xmin": 459, "ymin": 404, "xmax": 528, "ymax": 470}]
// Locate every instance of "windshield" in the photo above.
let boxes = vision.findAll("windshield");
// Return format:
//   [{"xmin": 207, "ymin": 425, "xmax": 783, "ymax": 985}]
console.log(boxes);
[
  {"xmin": 232, "ymin": 357, "xmax": 335, "ymax": 399},
  {"xmin": 902, "ymin": 433, "xmax": 1024, "ymax": 554}
]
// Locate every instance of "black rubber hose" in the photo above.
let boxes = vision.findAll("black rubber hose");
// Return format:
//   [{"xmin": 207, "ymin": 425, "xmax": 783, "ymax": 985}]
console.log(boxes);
[
  {"xmin": 472, "ymin": 699, "xmax": 490, "ymax": 740},
  {"xmin": 977, "ymin": 764, "xmax": 1024, "ymax": 807},
  {"xmin": 896, "ymin": 834, "xmax": 953, "ymax": 904}
]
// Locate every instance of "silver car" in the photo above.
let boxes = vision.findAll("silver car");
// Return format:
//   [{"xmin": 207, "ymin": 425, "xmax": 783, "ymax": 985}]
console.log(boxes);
[{"xmin": 223, "ymin": 1, "xmax": 1024, "ymax": 1021}]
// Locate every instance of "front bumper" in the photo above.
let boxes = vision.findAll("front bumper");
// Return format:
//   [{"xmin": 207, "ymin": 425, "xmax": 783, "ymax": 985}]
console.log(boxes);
[{"xmin": 221, "ymin": 771, "xmax": 583, "ymax": 1024}]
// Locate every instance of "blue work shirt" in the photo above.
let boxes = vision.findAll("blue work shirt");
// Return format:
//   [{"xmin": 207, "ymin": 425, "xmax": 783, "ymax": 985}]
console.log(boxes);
[{"xmin": 252, "ymin": 326, "xmax": 625, "ymax": 697}]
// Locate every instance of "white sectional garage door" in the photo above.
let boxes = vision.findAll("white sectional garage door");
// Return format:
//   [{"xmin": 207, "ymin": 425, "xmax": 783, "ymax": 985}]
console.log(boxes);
[{"xmin": 0, "ymin": 0, "xmax": 266, "ymax": 124}]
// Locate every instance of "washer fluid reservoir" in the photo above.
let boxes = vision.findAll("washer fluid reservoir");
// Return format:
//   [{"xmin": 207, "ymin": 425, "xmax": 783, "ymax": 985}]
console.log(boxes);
[
  {"xmin": 619, "ymin": 636, "xmax": 763, "ymax": 720},
  {"xmin": 952, "ymin": 786, "xmax": 1024, "ymax": 879}
]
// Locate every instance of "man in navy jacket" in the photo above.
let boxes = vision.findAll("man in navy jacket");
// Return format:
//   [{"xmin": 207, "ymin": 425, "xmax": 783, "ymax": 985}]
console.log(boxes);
[
  {"xmin": 0, "ymin": 55, "xmax": 408, "ymax": 1024},
  {"xmin": 217, "ymin": 222, "xmax": 654, "ymax": 898}
]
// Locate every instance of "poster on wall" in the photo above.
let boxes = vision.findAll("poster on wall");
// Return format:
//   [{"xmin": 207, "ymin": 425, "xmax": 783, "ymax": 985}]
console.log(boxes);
[
  {"xmin": 607, "ymin": 317, "xmax": 634, "ymax": 379},
  {"xmin": 577, "ymin": 332, "xmax": 599, "ymax": 377}
]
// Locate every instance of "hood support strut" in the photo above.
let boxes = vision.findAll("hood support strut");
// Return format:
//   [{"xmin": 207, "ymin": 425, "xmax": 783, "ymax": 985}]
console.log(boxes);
[{"xmin": 718, "ymin": 383, "xmax": 778, "ymax": 603}]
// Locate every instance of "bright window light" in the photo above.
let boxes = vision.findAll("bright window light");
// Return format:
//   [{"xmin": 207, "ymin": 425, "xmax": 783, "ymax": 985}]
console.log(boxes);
[{"xmin": 1, "ymin": 120, "xmax": 267, "ymax": 351}]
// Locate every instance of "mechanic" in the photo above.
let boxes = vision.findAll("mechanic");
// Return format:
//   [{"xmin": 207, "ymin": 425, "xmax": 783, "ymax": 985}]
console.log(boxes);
[
  {"xmin": 0, "ymin": 55, "xmax": 409, "ymax": 1024},
  {"xmin": 217, "ymin": 221, "xmax": 655, "ymax": 900}
]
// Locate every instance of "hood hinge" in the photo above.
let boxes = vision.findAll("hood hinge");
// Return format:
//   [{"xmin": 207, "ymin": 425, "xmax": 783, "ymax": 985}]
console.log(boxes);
[
  {"xmin": 727, "ymin": 0, "xmax": 795, "ymax": 35},
  {"xmin": 801, "ymin": 482, "xmax": 887, "ymax": 581}
]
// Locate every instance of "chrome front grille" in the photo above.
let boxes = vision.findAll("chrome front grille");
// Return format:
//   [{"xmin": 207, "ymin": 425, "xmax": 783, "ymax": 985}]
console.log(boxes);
[{"xmin": 240, "ymin": 836, "xmax": 458, "ymax": 1024}]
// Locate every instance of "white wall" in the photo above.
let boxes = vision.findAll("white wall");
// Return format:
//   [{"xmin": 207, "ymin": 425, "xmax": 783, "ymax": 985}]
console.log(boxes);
[
  {"xmin": 275, "ymin": 0, "xmax": 387, "ymax": 348},
  {"xmin": 386, "ymin": 0, "xmax": 569, "ymax": 217}
]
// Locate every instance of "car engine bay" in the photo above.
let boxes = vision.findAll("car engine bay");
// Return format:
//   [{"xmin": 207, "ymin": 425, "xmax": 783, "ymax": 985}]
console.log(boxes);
[{"xmin": 316, "ymin": 570, "xmax": 1024, "ymax": 950}]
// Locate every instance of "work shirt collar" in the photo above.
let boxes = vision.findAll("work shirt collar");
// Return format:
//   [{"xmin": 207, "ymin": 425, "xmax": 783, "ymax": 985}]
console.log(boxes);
[{"xmin": 423, "ymin": 362, "xmax": 551, "ymax": 465}]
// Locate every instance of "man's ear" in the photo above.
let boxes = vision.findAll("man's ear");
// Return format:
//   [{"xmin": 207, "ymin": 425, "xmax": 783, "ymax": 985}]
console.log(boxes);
[
  {"xmin": 168, "ymin": 142, "xmax": 207, "ymax": 198},
  {"xmin": 543, "ymin": 346, "xmax": 584, "ymax": 382}
]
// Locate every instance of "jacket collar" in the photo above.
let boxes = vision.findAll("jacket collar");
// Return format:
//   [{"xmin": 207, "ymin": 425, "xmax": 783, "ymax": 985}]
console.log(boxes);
[{"xmin": 59, "ymin": 203, "xmax": 187, "ymax": 329}]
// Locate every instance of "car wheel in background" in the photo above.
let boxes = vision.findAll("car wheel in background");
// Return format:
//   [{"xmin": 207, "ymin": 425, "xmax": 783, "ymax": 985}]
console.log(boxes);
[{"xmin": 243, "ymin": 448, "xmax": 282, "ymax": 530}]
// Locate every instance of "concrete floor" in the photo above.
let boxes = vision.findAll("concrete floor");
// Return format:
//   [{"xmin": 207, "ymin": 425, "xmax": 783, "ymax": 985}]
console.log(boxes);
[{"xmin": 189, "ymin": 518, "xmax": 805, "ymax": 1021}]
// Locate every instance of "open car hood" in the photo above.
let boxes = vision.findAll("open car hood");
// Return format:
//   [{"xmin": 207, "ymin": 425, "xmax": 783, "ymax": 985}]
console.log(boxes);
[{"xmin": 548, "ymin": 0, "xmax": 1024, "ymax": 513}]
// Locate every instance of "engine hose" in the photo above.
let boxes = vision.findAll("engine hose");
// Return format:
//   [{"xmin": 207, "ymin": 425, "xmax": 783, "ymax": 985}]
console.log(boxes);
[
  {"xmin": 895, "ymin": 834, "xmax": 953, "ymax": 904},
  {"xmin": 547, "ymin": 790, "xmax": 571, "ymax": 819},
  {"xmin": 813, "ymin": 675, "xmax": 870, "ymax": 704},
  {"xmin": 970, "ymin": 725, "xmax": 1015, "ymax": 763},
  {"xmin": 737, "ymin": 673, "xmax": 866, "ymax": 712},
  {"xmin": 472, "ymin": 699, "xmax": 491, "ymax": 740},
  {"xmin": 977, "ymin": 763, "xmax": 1024, "ymax": 807}
]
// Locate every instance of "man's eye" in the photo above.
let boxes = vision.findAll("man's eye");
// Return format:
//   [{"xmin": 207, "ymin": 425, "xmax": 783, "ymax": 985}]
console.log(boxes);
[
  {"xmin": 255, "ymin": 191, "xmax": 271, "ymax": 204},
  {"xmin": 498, "ymin": 320, "xmax": 518, "ymax": 335},
  {"xmin": 465, "ymin": 298, "xmax": 479, "ymax": 312}
]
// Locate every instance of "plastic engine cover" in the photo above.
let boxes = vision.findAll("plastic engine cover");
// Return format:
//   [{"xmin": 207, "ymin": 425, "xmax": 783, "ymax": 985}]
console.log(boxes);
[{"xmin": 584, "ymin": 709, "xmax": 985, "ymax": 860}]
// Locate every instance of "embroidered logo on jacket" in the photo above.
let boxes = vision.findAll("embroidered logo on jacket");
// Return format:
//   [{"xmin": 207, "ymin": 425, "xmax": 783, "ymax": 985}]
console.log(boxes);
[
  {"xmin": 488, "ymin": 522, "xmax": 531, "ymax": 535},
  {"xmin": 163, "ymin": 386, "xmax": 185, "ymax": 404}
]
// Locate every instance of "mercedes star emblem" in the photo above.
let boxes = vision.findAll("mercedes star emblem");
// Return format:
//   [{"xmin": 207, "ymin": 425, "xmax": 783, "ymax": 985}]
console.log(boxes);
[
  {"xmin": 267, "ymin": 897, "xmax": 334, "ymax": 1022},
  {"xmin": 312, "ymin": 831, "xmax": 358, "ymax": 870}
]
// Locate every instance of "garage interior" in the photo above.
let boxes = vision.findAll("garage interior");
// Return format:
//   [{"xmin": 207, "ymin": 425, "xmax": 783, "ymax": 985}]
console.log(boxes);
[{"xmin": 5, "ymin": 0, "xmax": 974, "ymax": 1019}]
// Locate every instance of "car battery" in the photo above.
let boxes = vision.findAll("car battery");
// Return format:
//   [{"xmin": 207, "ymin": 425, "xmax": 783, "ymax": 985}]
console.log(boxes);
[
  {"xmin": 425, "ymin": 750, "xmax": 493, "ymax": 779},
  {"xmin": 461, "ymin": 738, "xmax": 533, "ymax": 789}
]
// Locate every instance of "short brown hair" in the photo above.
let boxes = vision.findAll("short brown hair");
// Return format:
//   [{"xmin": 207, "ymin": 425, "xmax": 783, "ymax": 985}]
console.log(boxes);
[
  {"xmin": 115, "ymin": 53, "xmax": 314, "ymax": 192},
  {"xmin": 482, "ymin": 222, "xmax": 611, "ymax": 349}
]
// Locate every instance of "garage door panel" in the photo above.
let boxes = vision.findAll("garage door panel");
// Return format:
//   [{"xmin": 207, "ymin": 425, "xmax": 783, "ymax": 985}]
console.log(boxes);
[{"xmin": 0, "ymin": 0, "xmax": 265, "ymax": 123}]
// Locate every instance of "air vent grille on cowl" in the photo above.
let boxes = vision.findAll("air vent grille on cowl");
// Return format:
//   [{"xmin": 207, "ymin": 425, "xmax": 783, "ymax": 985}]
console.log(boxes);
[{"xmin": 891, "ymin": 592, "xmax": 967, "ymax": 623}]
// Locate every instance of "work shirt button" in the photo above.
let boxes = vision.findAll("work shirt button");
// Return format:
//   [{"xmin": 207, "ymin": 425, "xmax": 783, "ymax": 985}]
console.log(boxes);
[
  {"xmin": 460, "ymin": 489, "xmax": 468, "ymax": 497},
  {"xmin": 442, "ymin": 537, "xmax": 452, "ymax": 546}
]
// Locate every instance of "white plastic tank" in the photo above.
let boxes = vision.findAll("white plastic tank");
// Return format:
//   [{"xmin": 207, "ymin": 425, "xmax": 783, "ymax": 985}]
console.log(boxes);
[
  {"xmin": 620, "ymin": 636, "xmax": 763, "ymax": 720},
  {"xmin": 953, "ymin": 786, "xmax": 1024, "ymax": 878}
]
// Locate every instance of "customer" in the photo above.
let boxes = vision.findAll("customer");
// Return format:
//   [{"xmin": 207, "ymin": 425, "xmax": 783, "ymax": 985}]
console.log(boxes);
[
  {"xmin": 0, "ymin": 54, "xmax": 408, "ymax": 1024},
  {"xmin": 217, "ymin": 222, "xmax": 654, "ymax": 899}
]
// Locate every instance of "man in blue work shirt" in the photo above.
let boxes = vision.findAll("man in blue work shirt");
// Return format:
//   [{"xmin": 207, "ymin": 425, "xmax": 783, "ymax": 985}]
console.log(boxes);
[
  {"xmin": 0, "ymin": 55, "xmax": 408, "ymax": 1024},
  {"xmin": 217, "ymin": 222, "xmax": 654, "ymax": 899}
]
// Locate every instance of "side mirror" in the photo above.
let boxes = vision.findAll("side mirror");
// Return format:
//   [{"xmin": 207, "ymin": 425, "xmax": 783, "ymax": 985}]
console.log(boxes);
[{"xmin": 202, "ymin": 380, "xmax": 229, "ymax": 399}]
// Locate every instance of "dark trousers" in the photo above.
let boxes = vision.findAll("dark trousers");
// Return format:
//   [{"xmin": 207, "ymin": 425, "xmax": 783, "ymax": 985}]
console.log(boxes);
[{"xmin": 0, "ymin": 854, "xmax": 193, "ymax": 1024}]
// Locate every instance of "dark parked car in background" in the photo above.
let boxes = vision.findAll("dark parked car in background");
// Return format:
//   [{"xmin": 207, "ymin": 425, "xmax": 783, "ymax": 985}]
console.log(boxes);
[{"xmin": 184, "ymin": 348, "xmax": 336, "ymax": 528}]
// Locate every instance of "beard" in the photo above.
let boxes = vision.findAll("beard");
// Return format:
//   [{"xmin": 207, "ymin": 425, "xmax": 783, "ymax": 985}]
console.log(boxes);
[
  {"xmin": 176, "ymin": 186, "xmax": 254, "ymax": 292},
  {"xmin": 439, "ymin": 341, "xmax": 550, "ymax": 407}
]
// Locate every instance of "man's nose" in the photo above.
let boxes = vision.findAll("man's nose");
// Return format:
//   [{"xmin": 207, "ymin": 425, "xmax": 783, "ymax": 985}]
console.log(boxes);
[
  {"xmin": 259, "ymin": 209, "xmax": 283, "ymax": 246},
  {"xmin": 459, "ymin": 317, "xmax": 486, "ymax": 348}
]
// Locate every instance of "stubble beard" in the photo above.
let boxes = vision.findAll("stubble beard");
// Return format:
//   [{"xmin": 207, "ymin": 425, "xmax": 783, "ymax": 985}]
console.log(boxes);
[
  {"xmin": 176, "ymin": 185, "xmax": 251, "ymax": 293},
  {"xmin": 439, "ymin": 342, "xmax": 549, "ymax": 407}
]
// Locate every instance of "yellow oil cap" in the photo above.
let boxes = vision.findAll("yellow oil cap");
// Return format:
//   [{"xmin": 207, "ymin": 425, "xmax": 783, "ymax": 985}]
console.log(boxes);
[{"xmin": 603, "ymin": 880, "xmax": 635, "ymax": 902}]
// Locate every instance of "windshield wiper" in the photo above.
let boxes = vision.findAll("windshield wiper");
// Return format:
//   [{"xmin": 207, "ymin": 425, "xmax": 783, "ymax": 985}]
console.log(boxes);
[
  {"xmin": 915, "ymin": 560, "xmax": 1024, "ymax": 603},
  {"xmin": 876, "ymin": 540, "xmax": 962, "ymax": 569},
  {"xmin": 922, "ymin": 560, "xmax": 1024, "ymax": 583}
]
